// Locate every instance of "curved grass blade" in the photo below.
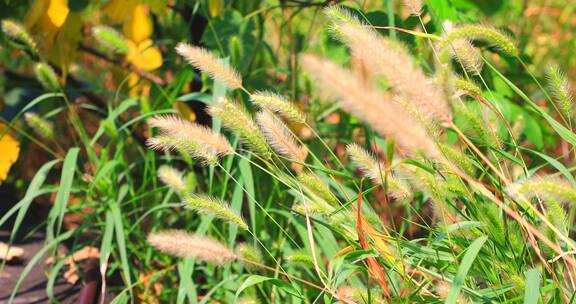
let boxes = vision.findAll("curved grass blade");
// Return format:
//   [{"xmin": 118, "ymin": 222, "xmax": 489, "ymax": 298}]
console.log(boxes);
[{"xmin": 445, "ymin": 236, "xmax": 488, "ymax": 304}]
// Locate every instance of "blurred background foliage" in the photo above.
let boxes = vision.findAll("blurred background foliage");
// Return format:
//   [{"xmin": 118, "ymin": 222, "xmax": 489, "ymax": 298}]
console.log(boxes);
[{"xmin": 1, "ymin": 0, "xmax": 576, "ymax": 303}]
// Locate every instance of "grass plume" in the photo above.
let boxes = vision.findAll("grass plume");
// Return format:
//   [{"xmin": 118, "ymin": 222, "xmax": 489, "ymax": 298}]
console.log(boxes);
[
  {"xmin": 157, "ymin": 165, "xmax": 187, "ymax": 194},
  {"xmin": 148, "ymin": 231, "xmax": 236, "ymax": 264},
  {"xmin": 175, "ymin": 42, "xmax": 242, "ymax": 89},
  {"xmin": 546, "ymin": 66, "xmax": 573, "ymax": 119},
  {"xmin": 24, "ymin": 113, "xmax": 54, "ymax": 140},
  {"xmin": 1, "ymin": 20, "xmax": 37, "ymax": 55},
  {"xmin": 508, "ymin": 175, "xmax": 576, "ymax": 205},
  {"xmin": 209, "ymin": 98, "xmax": 272, "ymax": 160},
  {"xmin": 250, "ymin": 91, "xmax": 306, "ymax": 123},
  {"xmin": 256, "ymin": 111, "xmax": 307, "ymax": 163},
  {"xmin": 184, "ymin": 194, "xmax": 249, "ymax": 230},
  {"xmin": 147, "ymin": 115, "xmax": 233, "ymax": 164},
  {"xmin": 324, "ymin": 6, "xmax": 452, "ymax": 124},
  {"xmin": 438, "ymin": 24, "xmax": 518, "ymax": 57},
  {"xmin": 346, "ymin": 143, "xmax": 411, "ymax": 200},
  {"xmin": 301, "ymin": 54, "xmax": 441, "ymax": 158}
]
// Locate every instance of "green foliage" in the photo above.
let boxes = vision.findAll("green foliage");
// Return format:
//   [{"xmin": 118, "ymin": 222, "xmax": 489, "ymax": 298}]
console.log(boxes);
[{"xmin": 3, "ymin": 1, "xmax": 576, "ymax": 303}]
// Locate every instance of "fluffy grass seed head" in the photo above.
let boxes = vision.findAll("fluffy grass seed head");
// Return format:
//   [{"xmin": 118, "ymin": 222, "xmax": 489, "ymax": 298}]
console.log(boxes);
[
  {"xmin": 292, "ymin": 197, "xmax": 335, "ymax": 216},
  {"xmin": 34, "ymin": 62, "xmax": 60, "ymax": 92},
  {"xmin": 235, "ymin": 243, "xmax": 263, "ymax": 262},
  {"xmin": 92, "ymin": 25, "xmax": 129, "ymax": 54},
  {"xmin": 508, "ymin": 175, "xmax": 576, "ymax": 205},
  {"xmin": 24, "ymin": 112, "xmax": 54, "ymax": 140},
  {"xmin": 184, "ymin": 194, "xmax": 248, "ymax": 230},
  {"xmin": 209, "ymin": 98, "xmax": 272, "ymax": 160},
  {"xmin": 148, "ymin": 230, "xmax": 236, "ymax": 264},
  {"xmin": 346, "ymin": 143, "xmax": 411, "ymax": 200},
  {"xmin": 454, "ymin": 77, "xmax": 483, "ymax": 96},
  {"xmin": 147, "ymin": 115, "xmax": 233, "ymax": 164},
  {"xmin": 437, "ymin": 143, "xmax": 475, "ymax": 176},
  {"xmin": 438, "ymin": 24, "xmax": 518, "ymax": 57},
  {"xmin": 324, "ymin": 6, "xmax": 452, "ymax": 124},
  {"xmin": 175, "ymin": 42, "xmax": 242, "ymax": 89},
  {"xmin": 403, "ymin": 0, "xmax": 423, "ymax": 16},
  {"xmin": 256, "ymin": 111, "xmax": 307, "ymax": 163},
  {"xmin": 1, "ymin": 20, "xmax": 37, "ymax": 55},
  {"xmin": 301, "ymin": 54, "xmax": 441, "ymax": 159},
  {"xmin": 449, "ymin": 38, "xmax": 484, "ymax": 75},
  {"xmin": 546, "ymin": 66, "xmax": 573, "ymax": 119},
  {"xmin": 441, "ymin": 20, "xmax": 483, "ymax": 75},
  {"xmin": 297, "ymin": 172, "xmax": 339, "ymax": 207},
  {"xmin": 250, "ymin": 91, "xmax": 306, "ymax": 123},
  {"xmin": 157, "ymin": 165, "xmax": 187, "ymax": 194},
  {"xmin": 286, "ymin": 250, "xmax": 315, "ymax": 267}
]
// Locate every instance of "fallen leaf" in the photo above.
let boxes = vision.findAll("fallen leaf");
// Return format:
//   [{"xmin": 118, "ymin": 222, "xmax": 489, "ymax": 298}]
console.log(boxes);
[{"xmin": 0, "ymin": 242, "xmax": 24, "ymax": 261}]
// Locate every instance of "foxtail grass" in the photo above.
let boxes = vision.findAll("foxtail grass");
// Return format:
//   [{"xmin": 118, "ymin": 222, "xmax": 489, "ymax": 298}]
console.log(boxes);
[
  {"xmin": 175, "ymin": 43, "xmax": 242, "ymax": 89},
  {"xmin": 256, "ymin": 111, "xmax": 307, "ymax": 163},
  {"xmin": 148, "ymin": 231, "xmax": 237, "ymax": 264},
  {"xmin": 209, "ymin": 98, "xmax": 272, "ymax": 160},
  {"xmin": 157, "ymin": 165, "xmax": 187, "ymax": 194},
  {"xmin": 324, "ymin": 6, "xmax": 452, "ymax": 124},
  {"xmin": 147, "ymin": 115, "xmax": 233, "ymax": 164},
  {"xmin": 250, "ymin": 91, "xmax": 306, "ymax": 124},
  {"xmin": 24, "ymin": 113, "xmax": 54, "ymax": 140},
  {"xmin": 301, "ymin": 54, "xmax": 441, "ymax": 158},
  {"xmin": 184, "ymin": 194, "xmax": 248, "ymax": 230}
]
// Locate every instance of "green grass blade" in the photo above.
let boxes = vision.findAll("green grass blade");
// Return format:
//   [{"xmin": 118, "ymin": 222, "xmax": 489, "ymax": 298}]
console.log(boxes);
[
  {"xmin": 46, "ymin": 148, "xmax": 79, "ymax": 247},
  {"xmin": 523, "ymin": 268, "xmax": 541, "ymax": 304},
  {"xmin": 110, "ymin": 198, "xmax": 133, "ymax": 298},
  {"xmin": 2, "ymin": 159, "xmax": 59, "ymax": 239},
  {"xmin": 445, "ymin": 236, "xmax": 488, "ymax": 304}
]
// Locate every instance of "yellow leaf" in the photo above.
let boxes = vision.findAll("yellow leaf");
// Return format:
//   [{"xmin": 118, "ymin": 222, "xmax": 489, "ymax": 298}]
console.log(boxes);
[
  {"xmin": 46, "ymin": 0, "xmax": 69, "ymax": 28},
  {"xmin": 146, "ymin": 0, "xmax": 168, "ymax": 15},
  {"xmin": 0, "ymin": 124, "xmax": 20, "ymax": 184},
  {"xmin": 173, "ymin": 101, "xmax": 197, "ymax": 122},
  {"xmin": 208, "ymin": 0, "xmax": 224, "ymax": 17},
  {"xmin": 126, "ymin": 39, "xmax": 162, "ymax": 71},
  {"xmin": 103, "ymin": 0, "xmax": 139, "ymax": 23},
  {"xmin": 48, "ymin": 12, "xmax": 82, "ymax": 74},
  {"xmin": 127, "ymin": 73, "xmax": 152, "ymax": 97},
  {"xmin": 24, "ymin": 0, "xmax": 49, "ymax": 28},
  {"xmin": 123, "ymin": 4, "xmax": 152, "ymax": 43}
]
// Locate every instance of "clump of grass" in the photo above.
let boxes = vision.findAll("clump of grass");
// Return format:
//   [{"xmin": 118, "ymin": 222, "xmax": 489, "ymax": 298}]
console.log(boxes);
[
  {"xmin": 454, "ymin": 77, "xmax": 483, "ymax": 96},
  {"xmin": 442, "ymin": 21, "xmax": 484, "ymax": 75},
  {"xmin": 403, "ymin": 0, "xmax": 423, "ymax": 16},
  {"xmin": 297, "ymin": 172, "xmax": 339, "ymax": 207},
  {"xmin": 346, "ymin": 143, "xmax": 411, "ymax": 200}
]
